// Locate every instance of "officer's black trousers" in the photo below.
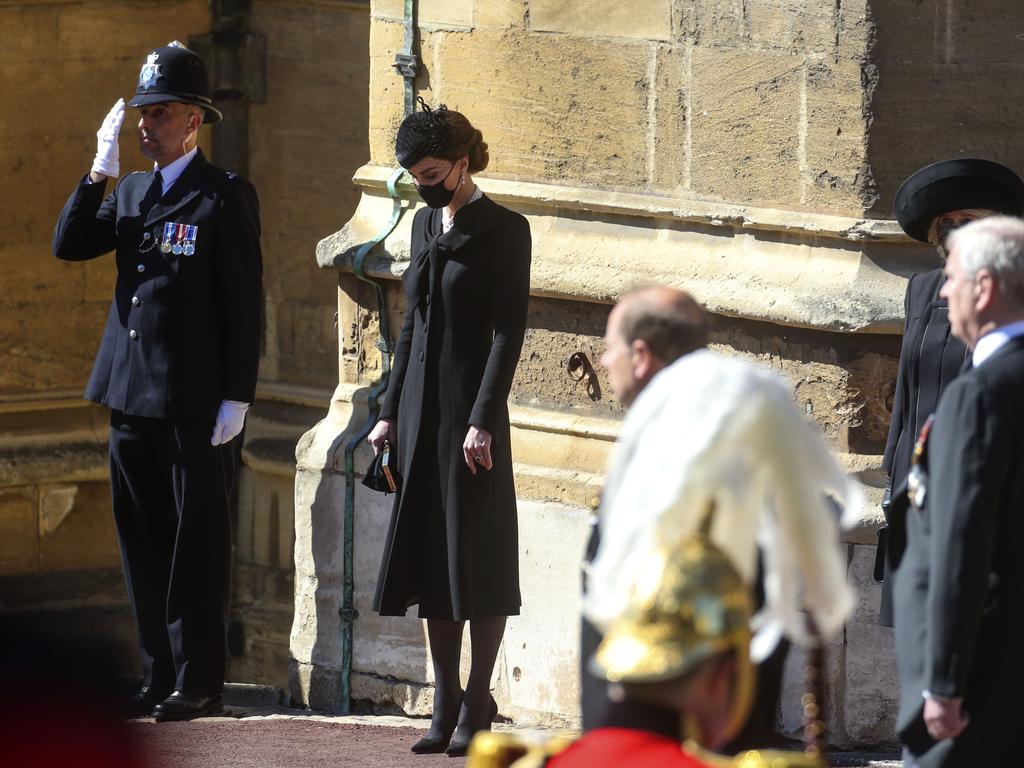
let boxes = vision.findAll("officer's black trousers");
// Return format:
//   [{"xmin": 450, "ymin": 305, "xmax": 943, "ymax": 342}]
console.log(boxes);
[{"xmin": 109, "ymin": 411, "xmax": 233, "ymax": 697}]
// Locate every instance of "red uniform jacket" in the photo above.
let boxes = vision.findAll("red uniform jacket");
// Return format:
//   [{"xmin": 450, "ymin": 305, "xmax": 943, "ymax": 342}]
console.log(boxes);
[{"xmin": 547, "ymin": 728, "xmax": 711, "ymax": 768}]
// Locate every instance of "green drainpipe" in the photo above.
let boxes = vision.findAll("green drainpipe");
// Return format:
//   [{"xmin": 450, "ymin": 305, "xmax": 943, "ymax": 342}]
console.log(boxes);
[{"xmin": 338, "ymin": 0, "xmax": 418, "ymax": 714}]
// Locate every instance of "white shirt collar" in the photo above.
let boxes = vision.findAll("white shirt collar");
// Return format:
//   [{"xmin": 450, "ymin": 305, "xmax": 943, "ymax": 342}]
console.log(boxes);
[
  {"xmin": 155, "ymin": 147, "xmax": 198, "ymax": 195},
  {"xmin": 972, "ymin": 319, "xmax": 1024, "ymax": 367}
]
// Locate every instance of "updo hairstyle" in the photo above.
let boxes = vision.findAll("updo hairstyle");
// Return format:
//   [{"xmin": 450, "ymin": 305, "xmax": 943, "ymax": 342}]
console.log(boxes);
[
  {"xmin": 434, "ymin": 110, "xmax": 489, "ymax": 173},
  {"xmin": 395, "ymin": 99, "xmax": 489, "ymax": 173}
]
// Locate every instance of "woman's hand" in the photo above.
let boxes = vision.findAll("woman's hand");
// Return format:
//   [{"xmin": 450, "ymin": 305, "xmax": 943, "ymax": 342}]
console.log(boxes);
[
  {"xmin": 463, "ymin": 426, "xmax": 493, "ymax": 475},
  {"xmin": 923, "ymin": 695, "xmax": 968, "ymax": 742},
  {"xmin": 367, "ymin": 419, "xmax": 395, "ymax": 456}
]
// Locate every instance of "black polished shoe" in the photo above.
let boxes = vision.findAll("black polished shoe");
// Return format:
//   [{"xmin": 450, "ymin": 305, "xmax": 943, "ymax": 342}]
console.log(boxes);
[
  {"xmin": 445, "ymin": 695, "xmax": 498, "ymax": 757},
  {"xmin": 124, "ymin": 685, "xmax": 173, "ymax": 719},
  {"xmin": 152, "ymin": 690, "xmax": 224, "ymax": 722},
  {"xmin": 411, "ymin": 691, "xmax": 463, "ymax": 754}
]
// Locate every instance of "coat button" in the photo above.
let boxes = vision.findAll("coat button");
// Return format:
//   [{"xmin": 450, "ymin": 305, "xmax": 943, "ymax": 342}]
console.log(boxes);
[
  {"xmin": 142, "ymin": 232, "xmax": 151, "ymax": 240},
  {"xmin": 131, "ymin": 296, "xmax": 141, "ymax": 307},
  {"xmin": 129, "ymin": 330, "xmax": 139, "ymax": 340},
  {"xmin": 137, "ymin": 264, "xmax": 145, "ymax": 273}
]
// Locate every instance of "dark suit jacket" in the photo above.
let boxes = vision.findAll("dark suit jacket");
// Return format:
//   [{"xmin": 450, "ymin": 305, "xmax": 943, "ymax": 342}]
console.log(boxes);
[
  {"xmin": 878, "ymin": 268, "xmax": 970, "ymax": 625},
  {"xmin": 373, "ymin": 195, "xmax": 531, "ymax": 619},
  {"xmin": 52, "ymin": 150, "xmax": 262, "ymax": 420},
  {"xmin": 893, "ymin": 335, "xmax": 1024, "ymax": 767}
]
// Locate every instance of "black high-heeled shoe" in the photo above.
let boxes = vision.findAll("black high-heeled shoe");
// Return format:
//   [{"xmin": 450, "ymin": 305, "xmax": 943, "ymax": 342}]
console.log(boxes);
[
  {"xmin": 445, "ymin": 694, "xmax": 498, "ymax": 757},
  {"xmin": 411, "ymin": 691, "xmax": 463, "ymax": 754},
  {"xmin": 411, "ymin": 730, "xmax": 455, "ymax": 755}
]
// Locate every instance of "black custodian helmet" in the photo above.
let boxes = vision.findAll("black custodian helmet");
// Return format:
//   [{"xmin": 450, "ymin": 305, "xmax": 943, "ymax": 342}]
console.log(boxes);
[{"xmin": 126, "ymin": 41, "xmax": 222, "ymax": 124}]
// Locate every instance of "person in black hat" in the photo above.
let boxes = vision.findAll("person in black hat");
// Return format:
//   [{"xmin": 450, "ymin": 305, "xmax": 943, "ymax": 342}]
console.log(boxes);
[
  {"xmin": 876, "ymin": 159, "xmax": 1024, "ymax": 627},
  {"xmin": 51, "ymin": 41, "xmax": 262, "ymax": 721},
  {"xmin": 891, "ymin": 215, "xmax": 1024, "ymax": 767},
  {"xmin": 366, "ymin": 100, "xmax": 531, "ymax": 756}
]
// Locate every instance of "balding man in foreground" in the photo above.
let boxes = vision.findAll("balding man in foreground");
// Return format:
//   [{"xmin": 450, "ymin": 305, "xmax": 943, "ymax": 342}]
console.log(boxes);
[
  {"xmin": 584, "ymin": 287, "xmax": 854, "ymax": 751},
  {"xmin": 580, "ymin": 287, "xmax": 711, "ymax": 738}
]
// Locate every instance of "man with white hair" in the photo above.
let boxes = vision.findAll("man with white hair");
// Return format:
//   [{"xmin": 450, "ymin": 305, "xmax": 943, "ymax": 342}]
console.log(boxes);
[{"xmin": 891, "ymin": 216, "xmax": 1024, "ymax": 767}]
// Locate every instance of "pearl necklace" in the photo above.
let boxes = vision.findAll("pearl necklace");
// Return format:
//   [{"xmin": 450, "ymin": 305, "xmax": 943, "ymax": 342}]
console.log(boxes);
[{"xmin": 443, "ymin": 184, "xmax": 484, "ymax": 233}]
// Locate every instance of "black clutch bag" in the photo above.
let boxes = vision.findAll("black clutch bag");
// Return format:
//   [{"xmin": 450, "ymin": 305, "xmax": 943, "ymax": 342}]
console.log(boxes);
[{"xmin": 362, "ymin": 441, "xmax": 400, "ymax": 494}]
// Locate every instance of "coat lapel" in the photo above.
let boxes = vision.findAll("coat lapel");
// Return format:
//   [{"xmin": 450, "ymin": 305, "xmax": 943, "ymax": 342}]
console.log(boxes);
[
  {"xmin": 415, "ymin": 196, "xmax": 500, "ymax": 306},
  {"xmin": 424, "ymin": 209, "xmax": 441, "ymax": 303},
  {"xmin": 143, "ymin": 150, "xmax": 208, "ymax": 228},
  {"xmin": 437, "ymin": 194, "xmax": 499, "ymax": 253}
]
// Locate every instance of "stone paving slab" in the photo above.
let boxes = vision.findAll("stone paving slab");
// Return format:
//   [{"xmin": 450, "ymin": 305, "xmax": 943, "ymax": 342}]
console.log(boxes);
[
  {"xmin": 223, "ymin": 682, "xmax": 284, "ymax": 708},
  {"xmin": 129, "ymin": 704, "xmax": 903, "ymax": 767},
  {"xmin": 129, "ymin": 717, "xmax": 461, "ymax": 768},
  {"xmin": 828, "ymin": 755, "xmax": 902, "ymax": 768}
]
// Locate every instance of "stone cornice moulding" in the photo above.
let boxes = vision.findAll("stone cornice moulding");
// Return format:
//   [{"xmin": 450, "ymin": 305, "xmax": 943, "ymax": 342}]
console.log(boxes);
[
  {"xmin": 310, "ymin": 381, "xmax": 883, "ymax": 541},
  {"xmin": 325, "ymin": 380, "xmax": 881, "ymax": 470},
  {"xmin": 0, "ymin": 392, "xmax": 94, "ymax": 413},
  {"xmin": 0, "ymin": 385, "xmax": 332, "ymax": 412},
  {"xmin": 349, "ymin": 164, "xmax": 911, "ymax": 242},
  {"xmin": 318, "ymin": 165, "xmax": 939, "ymax": 334},
  {"xmin": 255, "ymin": 382, "xmax": 335, "ymax": 409}
]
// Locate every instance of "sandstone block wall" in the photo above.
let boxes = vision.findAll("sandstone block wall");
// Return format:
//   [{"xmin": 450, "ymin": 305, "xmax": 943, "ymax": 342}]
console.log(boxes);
[
  {"xmin": 868, "ymin": 2, "xmax": 1024, "ymax": 212},
  {"xmin": 369, "ymin": 0, "xmax": 874, "ymax": 213},
  {"xmin": 250, "ymin": 0, "xmax": 371, "ymax": 390},
  {"xmin": 293, "ymin": 0, "xmax": 1024, "ymax": 749},
  {"xmin": 230, "ymin": 0, "xmax": 371, "ymax": 690}
]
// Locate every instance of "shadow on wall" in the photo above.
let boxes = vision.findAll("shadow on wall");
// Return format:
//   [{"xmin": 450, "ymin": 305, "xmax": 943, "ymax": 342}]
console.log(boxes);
[
  {"xmin": 292, "ymin": 382, "xmax": 431, "ymax": 714},
  {"xmin": 867, "ymin": 0, "xmax": 1024, "ymax": 215}
]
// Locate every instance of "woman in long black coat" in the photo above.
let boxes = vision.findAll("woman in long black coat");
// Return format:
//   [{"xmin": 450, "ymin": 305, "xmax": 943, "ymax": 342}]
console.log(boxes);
[
  {"xmin": 878, "ymin": 159, "xmax": 1024, "ymax": 627},
  {"xmin": 367, "ymin": 102, "xmax": 531, "ymax": 756}
]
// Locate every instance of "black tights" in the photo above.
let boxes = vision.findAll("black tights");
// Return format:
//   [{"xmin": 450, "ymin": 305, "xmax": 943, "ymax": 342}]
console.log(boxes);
[{"xmin": 424, "ymin": 616, "xmax": 506, "ymax": 739}]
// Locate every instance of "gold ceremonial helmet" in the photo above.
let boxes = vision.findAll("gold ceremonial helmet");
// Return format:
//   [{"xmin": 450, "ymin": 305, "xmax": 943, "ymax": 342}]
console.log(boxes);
[
  {"xmin": 466, "ymin": 732, "xmax": 575, "ymax": 768},
  {"xmin": 589, "ymin": 521, "xmax": 756, "ymax": 747}
]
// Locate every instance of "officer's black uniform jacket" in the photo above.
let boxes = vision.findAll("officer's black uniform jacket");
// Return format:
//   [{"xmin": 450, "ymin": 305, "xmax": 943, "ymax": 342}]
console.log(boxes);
[
  {"xmin": 892, "ymin": 336, "xmax": 1024, "ymax": 767},
  {"xmin": 52, "ymin": 150, "xmax": 262, "ymax": 420}
]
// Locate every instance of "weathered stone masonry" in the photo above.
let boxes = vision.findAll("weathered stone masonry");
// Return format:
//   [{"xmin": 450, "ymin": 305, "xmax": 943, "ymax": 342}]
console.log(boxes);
[{"xmin": 290, "ymin": 0, "xmax": 1024, "ymax": 748}]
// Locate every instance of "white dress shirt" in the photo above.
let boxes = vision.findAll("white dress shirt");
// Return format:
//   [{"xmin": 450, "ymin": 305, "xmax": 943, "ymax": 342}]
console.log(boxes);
[
  {"xmin": 155, "ymin": 147, "xmax": 198, "ymax": 196},
  {"xmin": 972, "ymin": 318, "xmax": 1024, "ymax": 367}
]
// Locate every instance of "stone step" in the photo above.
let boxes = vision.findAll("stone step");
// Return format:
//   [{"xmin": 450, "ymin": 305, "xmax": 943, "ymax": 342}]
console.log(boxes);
[{"xmin": 224, "ymin": 682, "xmax": 284, "ymax": 708}]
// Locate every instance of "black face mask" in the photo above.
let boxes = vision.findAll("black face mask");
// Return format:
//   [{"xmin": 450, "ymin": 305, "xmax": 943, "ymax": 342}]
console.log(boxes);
[{"xmin": 415, "ymin": 162, "xmax": 457, "ymax": 209}]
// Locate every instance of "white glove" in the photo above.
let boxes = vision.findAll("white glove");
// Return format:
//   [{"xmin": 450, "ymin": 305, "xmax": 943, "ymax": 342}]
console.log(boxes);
[
  {"xmin": 211, "ymin": 400, "xmax": 249, "ymax": 446},
  {"xmin": 91, "ymin": 98, "xmax": 125, "ymax": 179}
]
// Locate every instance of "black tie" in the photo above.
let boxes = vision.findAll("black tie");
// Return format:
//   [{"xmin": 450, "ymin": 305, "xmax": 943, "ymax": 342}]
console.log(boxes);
[{"xmin": 140, "ymin": 170, "xmax": 163, "ymax": 218}]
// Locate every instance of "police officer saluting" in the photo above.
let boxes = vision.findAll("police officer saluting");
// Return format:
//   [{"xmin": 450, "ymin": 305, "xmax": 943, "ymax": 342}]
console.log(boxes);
[{"xmin": 52, "ymin": 42, "xmax": 262, "ymax": 721}]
